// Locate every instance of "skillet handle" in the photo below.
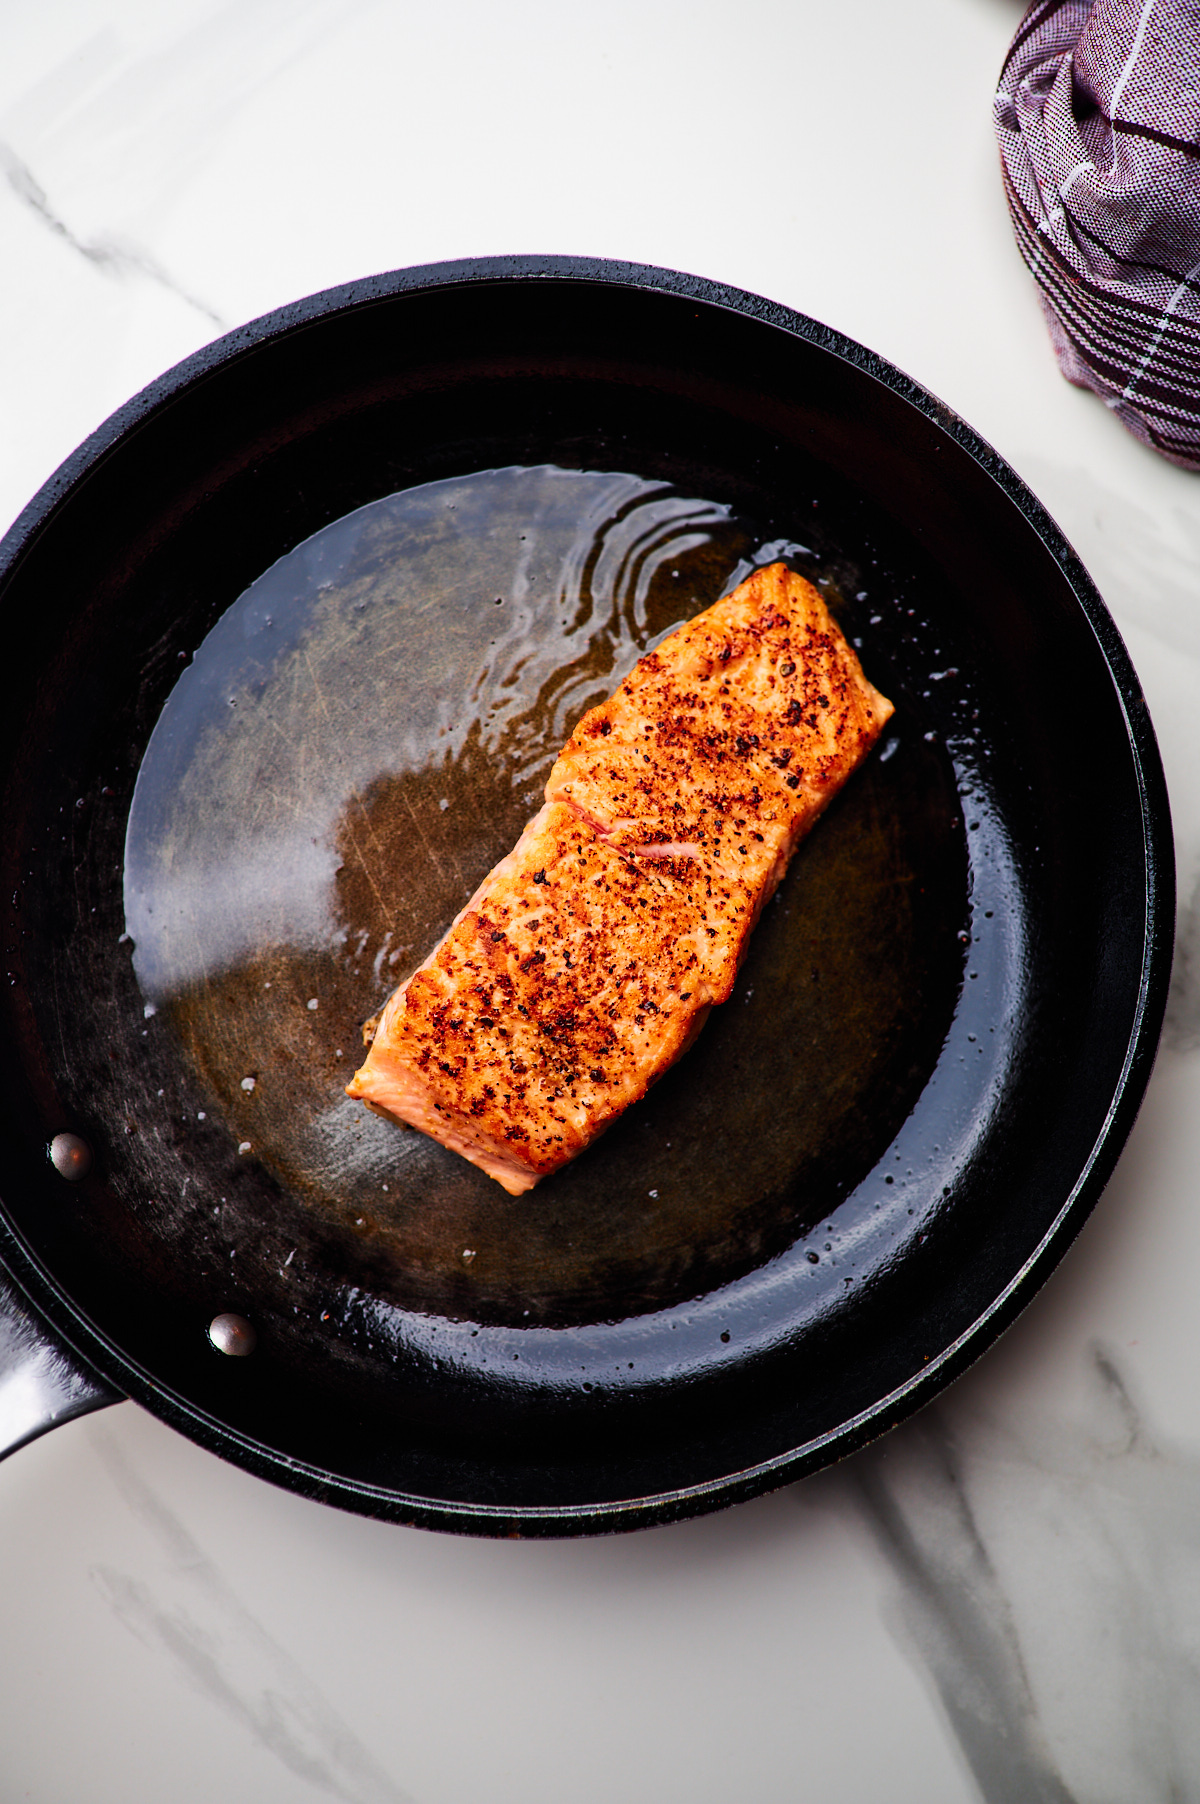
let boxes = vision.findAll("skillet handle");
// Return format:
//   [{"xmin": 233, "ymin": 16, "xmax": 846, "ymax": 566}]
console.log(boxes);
[{"xmin": 0, "ymin": 1266, "xmax": 123, "ymax": 1458}]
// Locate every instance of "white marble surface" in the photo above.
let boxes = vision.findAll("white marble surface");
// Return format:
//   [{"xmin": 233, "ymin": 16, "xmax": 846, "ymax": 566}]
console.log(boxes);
[{"xmin": 3, "ymin": 2, "xmax": 1200, "ymax": 1799}]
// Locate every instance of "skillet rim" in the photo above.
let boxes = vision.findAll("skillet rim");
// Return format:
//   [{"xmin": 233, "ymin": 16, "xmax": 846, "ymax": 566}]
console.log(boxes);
[{"xmin": 0, "ymin": 253, "xmax": 1175, "ymax": 1535}]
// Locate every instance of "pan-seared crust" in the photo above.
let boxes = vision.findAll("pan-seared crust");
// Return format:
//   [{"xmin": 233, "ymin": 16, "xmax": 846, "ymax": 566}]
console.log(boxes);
[{"xmin": 346, "ymin": 564, "xmax": 893, "ymax": 1193}]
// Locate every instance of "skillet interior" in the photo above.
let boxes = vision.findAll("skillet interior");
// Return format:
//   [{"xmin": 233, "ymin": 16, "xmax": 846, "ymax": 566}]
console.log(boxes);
[{"xmin": 0, "ymin": 261, "xmax": 1171, "ymax": 1532}]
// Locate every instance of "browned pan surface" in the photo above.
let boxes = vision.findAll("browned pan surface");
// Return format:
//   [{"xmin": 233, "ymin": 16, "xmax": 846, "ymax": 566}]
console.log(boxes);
[{"xmin": 124, "ymin": 466, "xmax": 962, "ymax": 1326}]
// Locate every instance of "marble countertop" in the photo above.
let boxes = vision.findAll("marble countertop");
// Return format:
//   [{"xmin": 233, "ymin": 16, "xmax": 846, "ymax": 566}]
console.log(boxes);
[{"xmin": 3, "ymin": 3, "xmax": 1200, "ymax": 1799}]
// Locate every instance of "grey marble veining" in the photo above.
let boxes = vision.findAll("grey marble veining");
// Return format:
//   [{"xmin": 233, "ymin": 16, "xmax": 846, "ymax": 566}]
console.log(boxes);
[
  {"xmin": 846, "ymin": 1344, "xmax": 1200, "ymax": 1803},
  {"xmin": 3, "ymin": 0, "xmax": 1200, "ymax": 1798},
  {"xmin": 90, "ymin": 1426, "xmax": 413, "ymax": 1804},
  {"xmin": 0, "ymin": 0, "xmax": 377, "ymax": 330}
]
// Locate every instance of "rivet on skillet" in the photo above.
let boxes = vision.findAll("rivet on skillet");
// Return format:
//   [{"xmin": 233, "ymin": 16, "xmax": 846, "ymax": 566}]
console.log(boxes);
[
  {"xmin": 48, "ymin": 1132, "xmax": 92, "ymax": 1181},
  {"xmin": 208, "ymin": 1312, "xmax": 257, "ymax": 1356}
]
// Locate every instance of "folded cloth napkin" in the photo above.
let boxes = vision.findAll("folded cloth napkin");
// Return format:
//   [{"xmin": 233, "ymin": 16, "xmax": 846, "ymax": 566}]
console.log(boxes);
[{"xmin": 996, "ymin": 0, "xmax": 1200, "ymax": 468}]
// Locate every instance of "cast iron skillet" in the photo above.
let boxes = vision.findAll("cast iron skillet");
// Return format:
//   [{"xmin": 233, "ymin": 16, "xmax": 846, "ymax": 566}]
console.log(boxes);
[{"xmin": 0, "ymin": 256, "xmax": 1174, "ymax": 1535}]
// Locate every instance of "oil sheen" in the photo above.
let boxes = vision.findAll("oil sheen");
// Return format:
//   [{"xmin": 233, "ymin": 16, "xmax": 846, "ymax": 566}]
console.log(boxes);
[{"xmin": 123, "ymin": 465, "xmax": 965, "ymax": 1327}]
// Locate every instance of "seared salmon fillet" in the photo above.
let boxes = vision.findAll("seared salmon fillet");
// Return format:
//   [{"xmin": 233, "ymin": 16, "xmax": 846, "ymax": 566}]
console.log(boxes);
[{"xmin": 346, "ymin": 563, "xmax": 893, "ymax": 1194}]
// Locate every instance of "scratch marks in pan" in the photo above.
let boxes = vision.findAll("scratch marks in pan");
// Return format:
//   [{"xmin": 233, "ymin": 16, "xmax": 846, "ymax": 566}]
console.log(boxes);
[{"xmin": 87, "ymin": 1427, "xmax": 414, "ymax": 1804}]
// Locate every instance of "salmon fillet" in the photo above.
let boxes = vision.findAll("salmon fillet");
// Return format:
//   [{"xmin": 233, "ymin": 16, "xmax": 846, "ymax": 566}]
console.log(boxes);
[{"xmin": 346, "ymin": 562, "xmax": 894, "ymax": 1194}]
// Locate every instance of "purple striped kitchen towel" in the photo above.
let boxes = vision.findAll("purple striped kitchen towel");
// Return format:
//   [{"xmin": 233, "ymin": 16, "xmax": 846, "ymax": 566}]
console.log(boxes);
[{"xmin": 996, "ymin": 0, "xmax": 1200, "ymax": 469}]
